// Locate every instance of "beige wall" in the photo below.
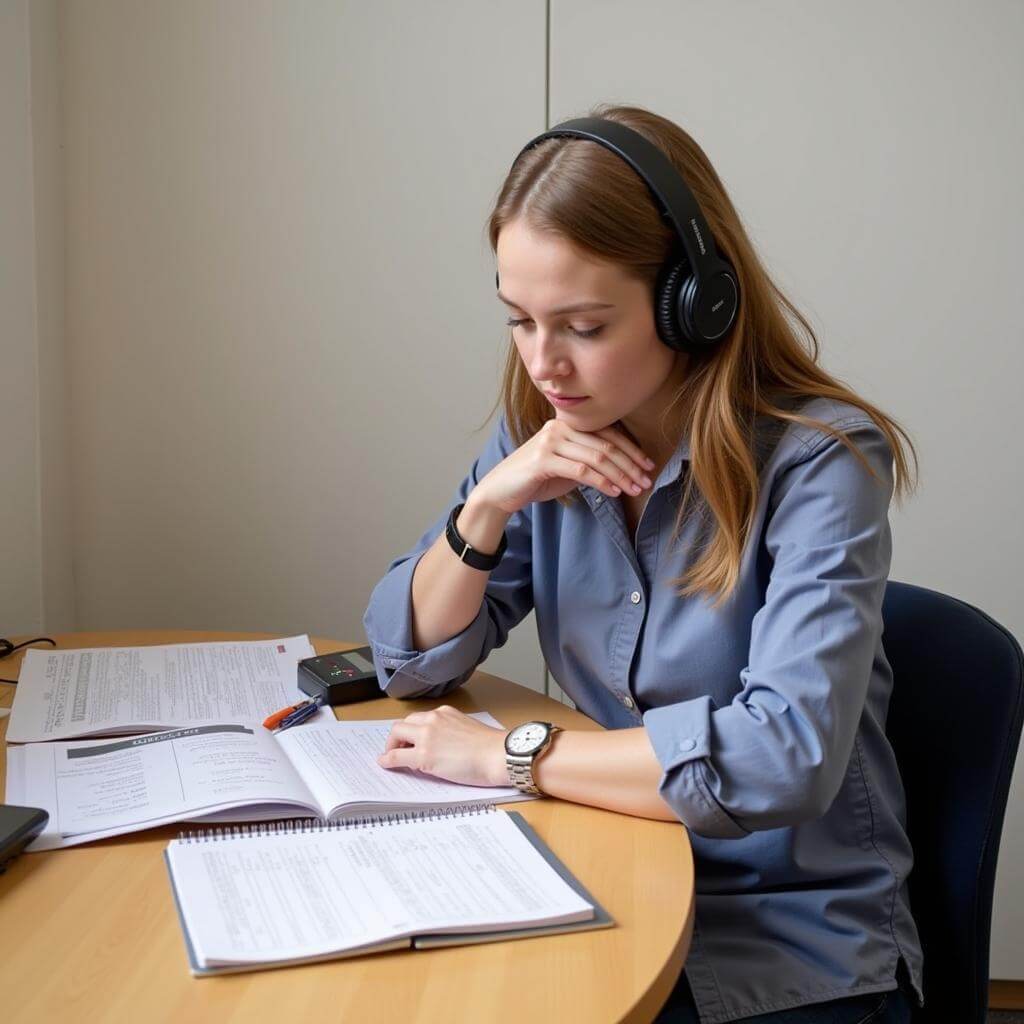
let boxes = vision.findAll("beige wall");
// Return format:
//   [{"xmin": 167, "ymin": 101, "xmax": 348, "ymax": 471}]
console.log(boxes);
[
  {"xmin": 1, "ymin": 0, "xmax": 42, "ymax": 632},
  {"xmin": 31, "ymin": 0, "xmax": 74, "ymax": 633},
  {"xmin": 0, "ymin": 0, "xmax": 72, "ymax": 635},
  {"xmin": 4, "ymin": 0, "xmax": 1022, "ymax": 976}
]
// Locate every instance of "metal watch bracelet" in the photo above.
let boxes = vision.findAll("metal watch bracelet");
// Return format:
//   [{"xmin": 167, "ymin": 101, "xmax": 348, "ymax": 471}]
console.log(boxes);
[{"xmin": 507, "ymin": 759, "xmax": 544, "ymax": 795}]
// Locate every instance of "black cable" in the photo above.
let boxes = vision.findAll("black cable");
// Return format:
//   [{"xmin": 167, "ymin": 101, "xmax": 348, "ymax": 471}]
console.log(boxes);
[{"xmin": 0, "ymin": 636, "xmax": 57, "ymax": 684}]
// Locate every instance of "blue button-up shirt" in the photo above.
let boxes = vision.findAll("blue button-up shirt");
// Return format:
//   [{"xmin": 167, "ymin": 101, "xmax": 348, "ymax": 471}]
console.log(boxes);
[{"xmin": 362, "ymin": 397, "xmax": 925, "ymax": 1023}]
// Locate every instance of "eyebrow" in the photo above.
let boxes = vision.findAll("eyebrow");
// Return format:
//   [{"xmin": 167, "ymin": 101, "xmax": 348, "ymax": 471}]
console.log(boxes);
[{"xmin": 496, "ymin": 292, "xmax": 616, "ymax": 316}]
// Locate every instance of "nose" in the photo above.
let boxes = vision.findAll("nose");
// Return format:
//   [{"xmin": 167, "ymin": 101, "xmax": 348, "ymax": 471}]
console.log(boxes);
[{"xmin": 525, "ymin": 327, "xmax": 572, "ymax": 382}]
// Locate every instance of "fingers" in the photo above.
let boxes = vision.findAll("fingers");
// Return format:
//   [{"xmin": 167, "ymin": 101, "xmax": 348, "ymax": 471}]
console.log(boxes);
[
  {"xmin": 540, "ymin": 418, "xmax": 656, "ymax": 493},
  {"xmin": 593, "ymin": 426, "xmax": 657, "ymax": 475},
  {"xmin": 377, "ymin": 707, "xmax": 507, "ymax": 786},
  {"xmin": 382, "ymin": 720, "xmax": 420, "ymax": 752},
  {"xmin": 558, "ymin": 437, "xmax": 653, "ymax": 495},
  {"xmin": 377, "ymin": 745, "xmax": 420, "ymax": 770},
  {"xmin": 545, "ymin": 454, "xmax": 623, "ymax": 497},
  {"xmin": 381, "ymin": 706, "xmax": 458, "ymax": 753}
]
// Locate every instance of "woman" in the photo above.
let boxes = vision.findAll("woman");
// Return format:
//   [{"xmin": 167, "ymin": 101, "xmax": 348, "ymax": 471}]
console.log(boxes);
[{"xmin": 362, "ymin": 103, "xmax": 924, "ymax": 1023}]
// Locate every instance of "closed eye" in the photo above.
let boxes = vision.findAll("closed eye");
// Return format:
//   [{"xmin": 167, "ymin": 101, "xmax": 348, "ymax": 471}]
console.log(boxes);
[{"xmin": 505, "ymin": 317, "xmax": 603, "ymax": 339}]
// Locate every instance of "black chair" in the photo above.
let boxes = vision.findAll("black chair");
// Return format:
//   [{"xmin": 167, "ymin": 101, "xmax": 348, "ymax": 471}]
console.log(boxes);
[{"xmin": 883, "ymin": 581, "xmax": 1024, "ymax": 1023}]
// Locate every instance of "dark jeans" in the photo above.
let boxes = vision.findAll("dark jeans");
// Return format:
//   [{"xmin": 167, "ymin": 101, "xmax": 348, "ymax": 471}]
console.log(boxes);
[{"xmin": 653, "ymin": 970, "xmax": 915, "ymax": 1024}]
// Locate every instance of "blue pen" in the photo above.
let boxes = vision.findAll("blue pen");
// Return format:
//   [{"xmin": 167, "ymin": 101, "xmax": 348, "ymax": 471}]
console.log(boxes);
[{"xmin": 275, "ymin": 695, "xmax": 325, "ymax": 731}]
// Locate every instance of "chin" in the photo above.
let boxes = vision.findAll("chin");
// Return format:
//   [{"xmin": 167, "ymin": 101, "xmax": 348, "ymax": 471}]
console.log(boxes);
[{"xmin": 558, "ymin": 408, "xmax": 615, "ymax": 432}]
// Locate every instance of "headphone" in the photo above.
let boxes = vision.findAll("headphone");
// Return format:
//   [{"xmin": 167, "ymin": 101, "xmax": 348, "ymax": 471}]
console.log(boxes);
[{"xmin": 496, "ymin": 117, "xmax": 740, "ymax": 353}]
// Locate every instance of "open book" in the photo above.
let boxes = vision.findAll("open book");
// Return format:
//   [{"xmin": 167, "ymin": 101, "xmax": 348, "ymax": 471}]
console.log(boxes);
[
  {"xmin": 5, "ymin": 635, "xmax": 323, "ymax": 743},
  {"xmin": 6, "ymin": 713, "xmax": 532, "ymax": 850},
  {"xmin": 165, "ymin": 806, "xmax": 613, "ymax": 975}
]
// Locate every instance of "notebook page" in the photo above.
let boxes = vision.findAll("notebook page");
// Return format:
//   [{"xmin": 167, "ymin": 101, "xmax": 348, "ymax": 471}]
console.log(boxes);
[
  {"xmin": 166, "ymin": 810, "xmax": 594, "ymax": 967},
  {"xmin": 275, "ymin": 713, "xmax": 530, "ymax": 816}
]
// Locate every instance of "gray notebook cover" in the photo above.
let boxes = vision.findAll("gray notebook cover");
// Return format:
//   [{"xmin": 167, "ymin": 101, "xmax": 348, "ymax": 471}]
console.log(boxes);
[{"xmin": 165, "ymin": 810, "xmax": 614, "ymax": 977}]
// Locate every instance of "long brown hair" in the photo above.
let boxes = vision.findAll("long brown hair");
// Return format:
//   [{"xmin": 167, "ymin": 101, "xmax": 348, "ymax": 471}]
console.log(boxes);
[{"xmin": 484, "ymin": 103, "xmax": 919, "ymax": 608}]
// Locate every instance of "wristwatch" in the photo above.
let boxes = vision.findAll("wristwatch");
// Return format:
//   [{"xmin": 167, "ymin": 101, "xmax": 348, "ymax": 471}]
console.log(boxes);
[
  {"xmin": 504, "ymin": 721, "xmax": 562, "ymax": 795},
  {"xmin": 445, "ymin": 502, "xmax": 508, "ymax": 571}
]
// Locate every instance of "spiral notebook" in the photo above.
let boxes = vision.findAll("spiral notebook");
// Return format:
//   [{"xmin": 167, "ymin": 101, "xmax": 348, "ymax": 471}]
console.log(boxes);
[{"xmin": 165, "ymin": 805, "xmax": 614, "ymax": 976}]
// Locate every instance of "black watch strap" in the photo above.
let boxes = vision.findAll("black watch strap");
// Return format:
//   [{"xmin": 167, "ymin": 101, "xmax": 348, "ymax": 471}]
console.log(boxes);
[{"xmin": 445, "ymin": 502, "xmax": 508, "ymax": 571}]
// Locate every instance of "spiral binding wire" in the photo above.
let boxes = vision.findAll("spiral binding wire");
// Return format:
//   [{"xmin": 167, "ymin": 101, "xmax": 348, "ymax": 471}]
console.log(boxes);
[{"xmin": 176, "ymin": 803, "xmax": 497, "ymax": 844}]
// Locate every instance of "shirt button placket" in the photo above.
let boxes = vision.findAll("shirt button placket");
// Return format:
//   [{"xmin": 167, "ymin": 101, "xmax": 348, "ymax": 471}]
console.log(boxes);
[{"xmin": 622, "ymin": 589, "xmax": 643, "ymax": 714}]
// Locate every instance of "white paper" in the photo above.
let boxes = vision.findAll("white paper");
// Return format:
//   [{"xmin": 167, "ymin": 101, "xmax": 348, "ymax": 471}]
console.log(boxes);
[
  {"xmin": 6, "ymin": 635, "xmax": 318, "ymax": 742},
  {"xmin": 277, "ymin": 711, "xmax": 531, "ymax": 817},
  {"xmin": 167, "ymin": 810, "xmax": 593, "ymax": 967}
]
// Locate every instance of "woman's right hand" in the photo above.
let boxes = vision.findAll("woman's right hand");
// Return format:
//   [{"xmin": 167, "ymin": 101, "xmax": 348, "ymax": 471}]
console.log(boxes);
[{"xmin": 471, "ymin": 419, "xmax": 657, "ymax": 517}]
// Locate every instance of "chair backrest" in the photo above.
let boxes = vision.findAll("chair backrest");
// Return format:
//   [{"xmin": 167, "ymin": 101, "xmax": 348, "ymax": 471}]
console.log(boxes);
[{"xmin": 882, "ymin": 581, "xmax": 1024, "ymax": 1023}]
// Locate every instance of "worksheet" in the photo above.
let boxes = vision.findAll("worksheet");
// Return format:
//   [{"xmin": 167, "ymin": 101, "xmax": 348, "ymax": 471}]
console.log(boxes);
[{"xmin": 6, "ymin": 635, "xmax": 319, "ymax": 742}]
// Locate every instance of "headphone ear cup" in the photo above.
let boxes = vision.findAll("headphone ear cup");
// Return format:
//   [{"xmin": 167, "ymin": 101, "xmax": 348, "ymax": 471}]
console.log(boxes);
[{"xmin": 654, "ymin": 258, "xmax": 694, "ymax": 352}]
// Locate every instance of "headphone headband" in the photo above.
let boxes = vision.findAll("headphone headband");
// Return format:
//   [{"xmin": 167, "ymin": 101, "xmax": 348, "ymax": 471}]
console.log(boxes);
[
  {"xmin": 506, "ymin": 116, "xmax": 739, "ymax": 349},
  {"xmin": 511, "ymin": 117, "xmax": 723, "ymax": 278}
]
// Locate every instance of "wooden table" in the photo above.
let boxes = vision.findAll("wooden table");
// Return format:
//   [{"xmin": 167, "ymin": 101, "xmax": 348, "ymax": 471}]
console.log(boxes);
[{"xmin": 0, "ymin": 631, "xmax": 694, "ymax": 1024}]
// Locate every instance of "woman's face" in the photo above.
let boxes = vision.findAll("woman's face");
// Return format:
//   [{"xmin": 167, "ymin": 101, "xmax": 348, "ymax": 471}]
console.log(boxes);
[{"xmin": 496, "ymin": 218, "xmax": 685, "ymax": 441}]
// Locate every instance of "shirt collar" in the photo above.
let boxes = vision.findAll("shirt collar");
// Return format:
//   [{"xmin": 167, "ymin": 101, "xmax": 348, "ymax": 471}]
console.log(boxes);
[{"xmin": 658, "ymin": 431, "xmax": 691, "ymax": 486}]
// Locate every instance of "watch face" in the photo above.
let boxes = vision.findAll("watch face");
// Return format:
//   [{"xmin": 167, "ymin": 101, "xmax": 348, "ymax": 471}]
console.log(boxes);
[{"xmin": 507, "ymin": 722, "xmax": 550, "ymax": 756}]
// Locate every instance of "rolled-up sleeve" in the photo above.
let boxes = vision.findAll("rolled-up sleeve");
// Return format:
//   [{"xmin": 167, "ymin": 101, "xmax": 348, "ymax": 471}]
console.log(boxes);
[
  {"xmin": 643, "ymin": 418, "xmax": 895, "ymax": 837},
  {"xmin": 361, "ymin": 414, "xmax": 534, "ymax": 699}
]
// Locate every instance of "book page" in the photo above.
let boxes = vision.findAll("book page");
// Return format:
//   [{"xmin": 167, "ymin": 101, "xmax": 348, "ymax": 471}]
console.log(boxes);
[
  {"xmin": 166, "ymin": 810, "xmax": 594, "ymax": 968},
  {"xmin": 6, "ymin": 635, "xmax": 318, "ymax": 742},
  {"xmin": 7, "ymin": 724, "xmax": 321, "ymax": 850},
  {"xmin": 275, "ymin": 713, "xmax": 531, "ymax": 817}
]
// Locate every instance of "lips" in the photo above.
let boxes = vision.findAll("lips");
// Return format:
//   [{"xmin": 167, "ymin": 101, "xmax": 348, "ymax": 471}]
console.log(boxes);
[{"xmin": 545, "ymin": 392, "xmax": 590, "ymax": 409}]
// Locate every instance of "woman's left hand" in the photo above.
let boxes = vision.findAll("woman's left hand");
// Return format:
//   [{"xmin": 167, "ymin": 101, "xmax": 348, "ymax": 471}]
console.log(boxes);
[{"xmin": 377, "ymin": 705, "xmax": 510, "ymax": 788}]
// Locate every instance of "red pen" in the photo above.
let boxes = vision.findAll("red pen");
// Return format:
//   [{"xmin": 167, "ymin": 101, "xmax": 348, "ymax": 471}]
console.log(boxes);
[{"xmin": 263, "ymin": 700, "xmax": 312, "ymax": 730}]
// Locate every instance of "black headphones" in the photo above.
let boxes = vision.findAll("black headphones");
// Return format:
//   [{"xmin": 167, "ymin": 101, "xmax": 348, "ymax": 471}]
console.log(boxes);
[{"xmin": 496, "ymin": 117, "xmax": 740, "ymax": 353}]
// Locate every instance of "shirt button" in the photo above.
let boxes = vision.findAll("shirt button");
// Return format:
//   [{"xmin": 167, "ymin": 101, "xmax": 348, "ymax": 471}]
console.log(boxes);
[
  {"xmin": 595, "ymin": 495, "xmax": 603, "ymax": 505},
  {"xmin": 622, "ymin": 695, "xmax": 635, "ymax": 709},
  {"xmin": 629, "ymin": 591, "xmax": 642, "ymax": 604},
  {"xmin": 677, "ymin": 738, "xmax": 696, "ymax": 753}
]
